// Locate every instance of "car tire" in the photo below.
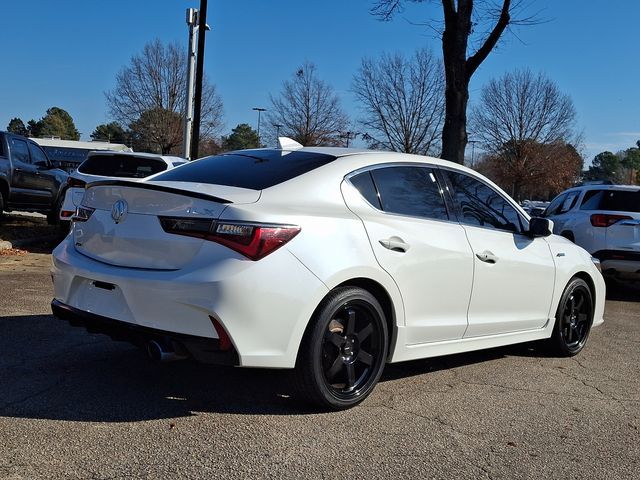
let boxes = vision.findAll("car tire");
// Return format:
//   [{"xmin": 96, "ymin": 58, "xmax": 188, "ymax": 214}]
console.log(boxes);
[
  {"xmin": 294, "ymin": 287, "xmax": 388, "ymax": 410},
  {"xmin": 0, "ymin": 190, "xmax": 4, "ymax": 220},
  {"xmin": 547, "ymin": 277, "xmax": 594, "ymax": 356}
]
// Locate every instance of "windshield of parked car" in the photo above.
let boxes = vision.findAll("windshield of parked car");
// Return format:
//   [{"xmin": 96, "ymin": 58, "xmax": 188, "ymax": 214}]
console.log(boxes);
[
  {"xmin": 580, "ymin": 189, "xmax": 640, "ymax": 212},
  {"xmin": 78, "ymin": 154, "xmax": 168, "ymax": 178},
  {"xmin": 152, "ymin": 150, "xmax": 337, "ymax": 190}
]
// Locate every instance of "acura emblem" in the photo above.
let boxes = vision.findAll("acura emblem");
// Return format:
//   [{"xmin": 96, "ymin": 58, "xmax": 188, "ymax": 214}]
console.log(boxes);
[{"xmin": 111, "ymin": 199, "xmax": 128, "ymax": 224}]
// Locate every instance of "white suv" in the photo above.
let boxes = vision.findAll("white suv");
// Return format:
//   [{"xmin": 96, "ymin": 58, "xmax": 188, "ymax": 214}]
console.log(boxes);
[
  {"xmin": 544, "ymin": 184, "xmax": 640, "ymax": 280},
  {"xmin": 59, "ymin": 151, "xmax": 185, "ymax": 222}
]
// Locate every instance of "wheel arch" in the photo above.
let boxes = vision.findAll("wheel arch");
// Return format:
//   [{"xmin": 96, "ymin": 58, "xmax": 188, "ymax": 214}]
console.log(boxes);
[
  {"xmin": 0, "ymin": 178, "xmax": 9, "ymax": 203},
  {"xmin": 297, "ymin": 277, "xmax": 399, "ymax": 364},
  {"xmin": 334, "ymin": 277, "xmax": 397, "ymax": 356},
  {"xmin": 572, "ymin": 271, "xmax": 597, "ymax": 315}
]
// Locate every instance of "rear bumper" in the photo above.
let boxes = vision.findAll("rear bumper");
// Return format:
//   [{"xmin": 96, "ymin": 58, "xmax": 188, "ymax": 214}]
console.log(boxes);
[
  {"xmin": 52, "ymin": 299, "xmax": 239, "ymax": 365},
  {"xmin": 593, "ymin": 250, "xmax": 640, "ymax": 279},
  {"xmin": 51, "ymin": 235, "xmax": 329, "ymax": 368}
]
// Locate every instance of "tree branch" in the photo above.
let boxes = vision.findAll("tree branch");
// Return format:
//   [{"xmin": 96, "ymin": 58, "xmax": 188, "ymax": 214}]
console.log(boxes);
[{"xmin": 466, "ymin": 0, "xmax": 511, "ymax": 79}]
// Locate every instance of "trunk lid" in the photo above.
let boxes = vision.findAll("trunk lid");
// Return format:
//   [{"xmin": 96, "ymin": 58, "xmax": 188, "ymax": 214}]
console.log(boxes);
[{"xmin": 74, "ymin": 181, "xmax": 259, "ymax": 269}]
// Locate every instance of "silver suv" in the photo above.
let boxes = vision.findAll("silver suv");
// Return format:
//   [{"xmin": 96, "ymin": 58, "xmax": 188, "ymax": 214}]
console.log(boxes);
[{"xmin": 544, "ymin": 184, "xmax": 640, "ymax": 280}]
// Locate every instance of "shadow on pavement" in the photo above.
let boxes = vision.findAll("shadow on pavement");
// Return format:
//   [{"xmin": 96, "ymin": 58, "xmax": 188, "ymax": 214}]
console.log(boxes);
[
  {"xmin": 605, "ymin": 279, "xmax": 640, "ymax": 302},
  {"xmin": 0, "ymin": 314, "xmax": 569, "ymax": 421}
]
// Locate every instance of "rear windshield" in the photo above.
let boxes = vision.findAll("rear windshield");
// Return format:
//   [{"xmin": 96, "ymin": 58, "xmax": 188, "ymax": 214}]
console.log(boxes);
[
  {"xmin": 78, "ymin": 154, "xmax": 168, "ymax": 178},
  {"xmin": 580, "ymin": 189, "xmax": 640, "ymax": 213},
  {"xmin": 152, "ymin": 150, "xmax": 337, "ymax": 190}
]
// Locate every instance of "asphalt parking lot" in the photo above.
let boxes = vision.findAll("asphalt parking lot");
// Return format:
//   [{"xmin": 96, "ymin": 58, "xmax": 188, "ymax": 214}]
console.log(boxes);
[{"xmin": 1, "ymin": 252, "xmax": 639, "ymax": 479}]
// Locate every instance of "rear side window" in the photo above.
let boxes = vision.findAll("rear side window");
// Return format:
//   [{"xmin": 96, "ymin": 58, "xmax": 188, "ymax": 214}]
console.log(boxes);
[
  {"xmin": 153, "ymin": 151, "xmax": 336, "ymax": 190},
  {"xmin": 350, "ymin": 171, "xmax": 382, "ymax": 209},
  {"xmin": 580, "ymin": 189, "xmax": 640, "ymax": 213},
  {"xmin": 369, "ymin": 166, "xmax": 449, "ymax": 220},
  {"xmin": 0, "ymin": 136, "xmax": 5, "ymax": 157},
  {"xmin": 78, "ymin": 154, "xmax": 168, "ymax": 178},
  {"xmin": 446, "ymin": 171, "xmax": 523, "ymax": 233},
  {"xmin": 28, "ymin": 142, "xmax": 49, "ymax": 166}
]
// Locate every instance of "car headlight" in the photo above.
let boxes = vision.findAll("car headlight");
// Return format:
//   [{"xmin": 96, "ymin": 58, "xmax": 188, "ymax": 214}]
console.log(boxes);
[{"xmin": 591, "ymin": 257, "xmax": 602, "ymax": 272}]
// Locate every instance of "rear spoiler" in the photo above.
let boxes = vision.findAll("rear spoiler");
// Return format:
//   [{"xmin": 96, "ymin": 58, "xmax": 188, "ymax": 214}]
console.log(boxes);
[{"xmin": 86, "ymin": 180, "xmax": 231, "ymax": 204}]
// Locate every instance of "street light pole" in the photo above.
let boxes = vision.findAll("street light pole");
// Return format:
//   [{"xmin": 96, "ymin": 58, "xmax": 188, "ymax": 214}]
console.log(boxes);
[
  {"xmin": 253, "ymin": 107, "xmax": 266, "ymax": 147},
  {"xmin": 190, "ymin": 0, "xmax": 208, "ymax": 161},
  {"xmin": 273, "ymin": 123, "xmax": 283, "ymax": 144},
  {"xmin": 183, "ymin": 8, "xmax": 198, "ymax": 160}
]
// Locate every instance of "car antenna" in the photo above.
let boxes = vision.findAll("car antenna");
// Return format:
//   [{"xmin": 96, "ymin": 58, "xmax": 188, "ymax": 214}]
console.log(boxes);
[{"xmin": 277, "ymin": 137, "xmax": 304, "ymax": 151}]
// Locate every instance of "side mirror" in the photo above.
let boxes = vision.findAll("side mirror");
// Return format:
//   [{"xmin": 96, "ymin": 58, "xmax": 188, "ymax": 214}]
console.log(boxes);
[{"xmin": 528, "ymin": 217, "xmax": 553, "ymax": 238}]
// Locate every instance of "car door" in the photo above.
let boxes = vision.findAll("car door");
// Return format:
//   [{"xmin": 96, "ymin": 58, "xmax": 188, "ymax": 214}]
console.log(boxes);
[
  {"xmin": 28, "ymin": 141, "xmax": 57, "ymax": 206},
  {"xmin": 8, "ymin": 137, "xmax": 49, "ymax": 206},
  {"xmin": 344, "ymin": 165, "xmax": 474, "ymax": 345},
  {"xmin": 443, "ymin": 169, "xmax": 556, "ymax": 337}
]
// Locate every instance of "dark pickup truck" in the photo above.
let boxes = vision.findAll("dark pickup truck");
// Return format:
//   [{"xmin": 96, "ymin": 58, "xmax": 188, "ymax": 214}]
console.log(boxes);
[{"xmin": 0, "ymin": 131, "xmax": 68, "ymax": 223}]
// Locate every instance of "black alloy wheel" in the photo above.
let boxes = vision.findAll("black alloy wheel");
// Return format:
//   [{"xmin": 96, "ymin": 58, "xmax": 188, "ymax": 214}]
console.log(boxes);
[
  {"xmin": 549, "ymin": 277, "xmax": 594, "ymax": 356},
  {"xmin": 295, "ymin": 287, "xmax": 388, "ymax": 410}
]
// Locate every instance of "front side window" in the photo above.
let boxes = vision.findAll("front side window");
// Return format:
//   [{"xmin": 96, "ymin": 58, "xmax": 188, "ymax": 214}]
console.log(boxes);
[
  {"xmin": 446, "ymin": 171, "xmax": 523, "ymax": 233},
  {"xmin": 559, "ymin": 191, "xmax": 580, "ymax": 214},
  {"xmin": 369, "ymin": 166, "xmax": 449, "ymax": 221},
  {"xmin": 9, "ymin": 138, "xmax": 30, "ymax": 164},
  {"xmin": 544, "ymin": 193, "xmax": 568, "ymax": 217}
]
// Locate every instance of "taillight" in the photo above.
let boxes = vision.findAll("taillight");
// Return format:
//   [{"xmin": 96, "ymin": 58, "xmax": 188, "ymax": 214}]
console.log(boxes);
[
  {"xmin": 590, "ymin": 214, "xmax": 632, "ymax": 227},
  {"xmin": 67, "ymin": 177, "xmax": 86, "ymax": 188},
  {"xmin": 159, "ymin": 217, "xmax": 300, "ymax": 260},
  {"xmin": 71, "ymin": 206, "xmax": 95, "ymax": 222}
]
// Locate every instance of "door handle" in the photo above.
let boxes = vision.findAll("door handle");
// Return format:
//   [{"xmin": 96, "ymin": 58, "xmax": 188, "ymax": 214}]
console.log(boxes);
[
  {"xmin": 379, "ymin": 237, "xmax": 410, "ymax": 253},
  {"xmin": 476, "ymin": 251, "xmax": 499, "ymax": 264}
]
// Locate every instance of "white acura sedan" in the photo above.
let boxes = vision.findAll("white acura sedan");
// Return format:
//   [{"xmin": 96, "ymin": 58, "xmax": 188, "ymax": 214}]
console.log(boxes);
[{"xmin": 51, "ymin": 140, "xmax": 605, "ymax": 409}]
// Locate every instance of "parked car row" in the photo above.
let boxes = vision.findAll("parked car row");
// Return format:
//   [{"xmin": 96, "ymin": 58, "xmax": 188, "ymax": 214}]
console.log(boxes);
[
  {"xmin": 0, "ymin": 131, "xmax": 185, "ymax": 226},
  {"xmin": 543, "ymin": 184, "xmax": 640, "ymax": 281}
]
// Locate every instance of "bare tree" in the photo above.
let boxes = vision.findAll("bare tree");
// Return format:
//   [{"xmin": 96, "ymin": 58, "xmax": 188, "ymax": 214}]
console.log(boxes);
[
  {"xmin": 371, "ymin": 0, "xmax": 540, "ymax": 164},
  {"xmin": 471, "ymin": 69, "xmax": 580, "ymax": 199},
  {"xmin": 105, "ymin": 39, "xmax": 223, "ymax": 154},
  {"xmin": 352, "ymin": 49, "xmax": 444, "ymax": 155},
  {"xmin": 266, "ymin": 62, "xmax": 348, "ymax": 146}
]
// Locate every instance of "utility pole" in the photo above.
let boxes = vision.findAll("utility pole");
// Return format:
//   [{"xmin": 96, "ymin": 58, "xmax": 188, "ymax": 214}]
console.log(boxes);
[
  {"xmin": 190, "ymin": 0, "xmax": 208, "ymax": 161},
  {"xmin": 468, "ymin": 140, "xmax": 478, "ymax": 167},
  {"xmin": 252, "ymin": 107, "xmax": 266, "ymax": 147},
  {"xmin": 183, "ymin": 8, "xmax": 198, "ymax": 160}
]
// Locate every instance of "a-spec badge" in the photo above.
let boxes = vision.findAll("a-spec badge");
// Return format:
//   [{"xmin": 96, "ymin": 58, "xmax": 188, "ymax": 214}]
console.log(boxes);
[{"xmin": 111, "ymin": 199, "xmax": 128, "ymax": 224}]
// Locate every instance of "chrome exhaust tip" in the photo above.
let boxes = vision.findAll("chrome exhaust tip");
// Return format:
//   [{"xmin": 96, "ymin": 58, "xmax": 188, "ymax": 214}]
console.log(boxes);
[{"xmin": 146, "ymin": 340, "xmax": 188, "ymax": 362}]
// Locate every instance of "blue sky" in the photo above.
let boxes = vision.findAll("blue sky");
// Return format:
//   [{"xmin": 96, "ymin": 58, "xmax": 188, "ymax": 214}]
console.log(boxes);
[{"xmin": 0, "ymin": 0, "xmax": 637, "ymax": 163}]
